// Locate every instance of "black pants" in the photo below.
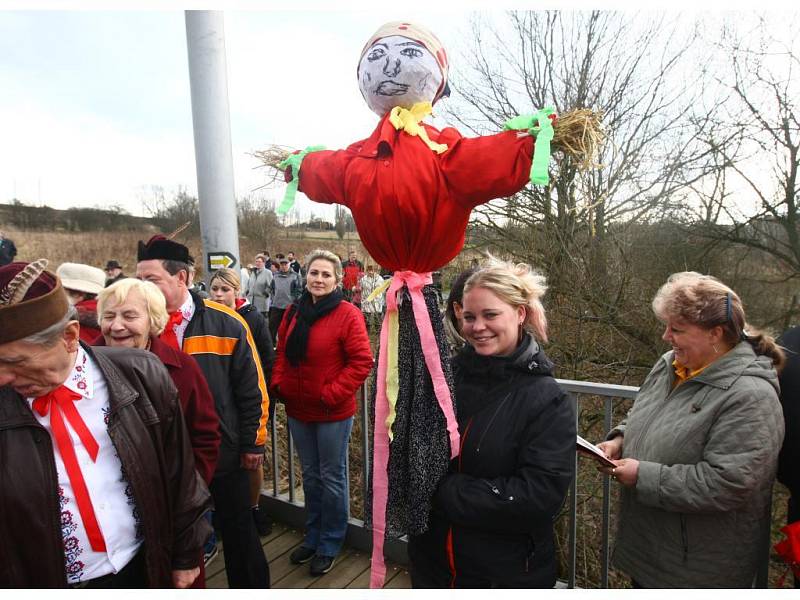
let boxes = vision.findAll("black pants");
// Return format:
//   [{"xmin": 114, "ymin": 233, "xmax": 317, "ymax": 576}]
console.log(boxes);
[
  {"xmin": 268, "ymin": 307, "xmax": 285, "ymax": 345},
  {"xmin": 73, "ymin": 549, "xmax": 146, "ymax": 588},
  {"xmin": 210, "ymin": 468, "xmax": 270, "ymax": 588},
  {"xmin": 790, "ymin": 496, "xmax": 799, "ymax": 588}
]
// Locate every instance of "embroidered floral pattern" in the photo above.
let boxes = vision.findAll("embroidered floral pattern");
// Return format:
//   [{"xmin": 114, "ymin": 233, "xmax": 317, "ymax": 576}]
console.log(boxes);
[
  {"xmin": 173, "ymin": 294, "xmax": 195, "ymax": 347},
  {"xmin": 59, "ymin": 486, "xmax": 85, "ymax": 581},
  {"xmin": 119, "ymin": 463, "xmax": 143, "ymax": 542},
  {"xmin": 66, "ymin": 348, "xmax": 91, "ymax": 396},
  {"xmin": 101, "ymin": 405, "xmax": 112, "ymax": 427}
]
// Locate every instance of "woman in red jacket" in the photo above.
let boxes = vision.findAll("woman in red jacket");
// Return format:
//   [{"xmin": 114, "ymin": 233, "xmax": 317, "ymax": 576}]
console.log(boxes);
[{"xmin": 271, "ymin": 249, "xmax": 373, "ymax": 576}]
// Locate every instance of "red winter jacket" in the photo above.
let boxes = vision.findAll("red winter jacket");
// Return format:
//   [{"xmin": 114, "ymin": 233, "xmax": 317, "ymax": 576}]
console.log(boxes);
[
  {"xmin": 93, "ymin": 335, "xmax": 221, "ymax": 485},
  {"xmin": 272, "ymin": 300, "xmax": 373, "ymax": 422}
]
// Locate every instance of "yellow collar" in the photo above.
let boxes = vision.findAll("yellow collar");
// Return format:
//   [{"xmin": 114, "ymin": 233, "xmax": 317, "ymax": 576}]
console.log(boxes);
[
  {"xmin": 672, "ymin": 359, "xmax": 710, "ymax": 386},
  {"xmin": 388, "ymin": 102, "xmax": 448, "ymax": 154}
]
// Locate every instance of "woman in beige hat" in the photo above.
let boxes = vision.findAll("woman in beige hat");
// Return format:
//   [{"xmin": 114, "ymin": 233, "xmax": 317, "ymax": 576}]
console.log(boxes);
[{"xmin": 56, "ymin": 262, "xmax": 106, "ymax": 343}]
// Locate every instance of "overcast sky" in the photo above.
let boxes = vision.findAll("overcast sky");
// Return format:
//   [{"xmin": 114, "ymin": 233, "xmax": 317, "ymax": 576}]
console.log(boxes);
[
  {"xmin": 0, "ymin": 1, "xmax": 787, "ymax": 222},
  {"xmin": 0, "ymin": 7, "xmax": 477, "ymax": 222}
]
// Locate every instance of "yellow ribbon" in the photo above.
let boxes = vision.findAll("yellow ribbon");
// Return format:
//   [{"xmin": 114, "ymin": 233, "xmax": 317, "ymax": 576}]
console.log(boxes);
[
  {"xmin": 385, "ymin": 310, "xmax": 399, "ymax": 440},
  {"xmin": 368, "ymin": 275, "xmax": 399, "ymax": 438},
  {"xmin": 366, "ymin": 276, "xmax": 392, "ymax": 303},
  {"xmin": 389, "ymin": 102, "xmax": 449, "ymax": 154}
]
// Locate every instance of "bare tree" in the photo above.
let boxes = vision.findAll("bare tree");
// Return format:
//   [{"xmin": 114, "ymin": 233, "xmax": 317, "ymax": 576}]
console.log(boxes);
[
  {"xmin": 693, "ymin": 15, "xmax": 800, "ymax": 325},
  {"xmin": 237, "ymin": 194, "xmax": 281, "ymax": 246},
  {"xmin": 446, "ymin": 11, "xmax": 723, "ymax": 374}
]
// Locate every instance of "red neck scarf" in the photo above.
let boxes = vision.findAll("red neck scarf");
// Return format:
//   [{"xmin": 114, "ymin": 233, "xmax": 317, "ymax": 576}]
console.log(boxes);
[
  {"xmin": 33, "ymin": 385, "xmax": 107, "ymax": 552},
  {"xmin": 159, "ymin": 309, "xmax": 184, "ymax": 350}
]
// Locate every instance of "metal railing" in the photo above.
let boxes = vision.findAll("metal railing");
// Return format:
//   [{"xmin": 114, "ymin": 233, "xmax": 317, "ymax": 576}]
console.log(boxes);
[{"xmin": 262, "ymin": 378, "xmax": 773, "ymax": 588}]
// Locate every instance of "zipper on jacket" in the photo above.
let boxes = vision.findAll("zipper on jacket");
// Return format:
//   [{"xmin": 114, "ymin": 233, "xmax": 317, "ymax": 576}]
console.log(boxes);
[
  {"xmin": 525, "ymin": 537, "xmax": 535, "ymax": 572},
  {"xmin": 445, "ymin": 418, "xmax": 473, "ymax": 588},
  {"xmin": 446, "ymin": 527, "xmax": 457, "ymax": 588},
  {"xmin": 458, "ymin": 418, "xmax": 473, "ymax": 472},
  {"xmin": 474, "ymin": 392, "xmax": 512, "ymax": 453}
]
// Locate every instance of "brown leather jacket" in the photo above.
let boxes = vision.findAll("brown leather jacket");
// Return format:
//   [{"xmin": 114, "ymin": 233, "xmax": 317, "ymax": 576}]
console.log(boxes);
[{"xmin": 0, "ymin": 344, "xmax": 212, "ymax": 588}]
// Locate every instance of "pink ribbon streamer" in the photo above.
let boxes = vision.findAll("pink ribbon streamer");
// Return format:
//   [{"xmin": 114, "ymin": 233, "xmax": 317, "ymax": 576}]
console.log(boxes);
[{"xmin": 370, "ymin": 271, "xmax": 460, "ymax": 588}]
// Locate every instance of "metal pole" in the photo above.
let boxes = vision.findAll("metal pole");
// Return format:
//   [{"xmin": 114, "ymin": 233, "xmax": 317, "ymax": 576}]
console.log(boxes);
[{"xmin": 184, "ymin": 10, "xmax": 240, "ymax": 279}]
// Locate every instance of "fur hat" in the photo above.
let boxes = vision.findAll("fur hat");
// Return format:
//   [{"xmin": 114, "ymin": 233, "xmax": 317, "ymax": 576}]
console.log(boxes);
[
  {"xmin": 137, "ymin": 235, "xmax": 192, "ymax": 264},
  {"xmin": 0, "ymin": 260, "xmax": 70, "ymax": 344}
]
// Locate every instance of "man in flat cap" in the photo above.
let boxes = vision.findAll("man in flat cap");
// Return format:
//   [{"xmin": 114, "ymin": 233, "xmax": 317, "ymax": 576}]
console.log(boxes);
[
  {"xmin": 104, "ymin": 260, "xmax": 126, "ymax": 287},
  {"xmin": 0, "ymin": 260, "xmax": 212, "ymax": 588},
  {"xmin": 136, "ymin": 235, "xmax": 271, "ymax": 588}
]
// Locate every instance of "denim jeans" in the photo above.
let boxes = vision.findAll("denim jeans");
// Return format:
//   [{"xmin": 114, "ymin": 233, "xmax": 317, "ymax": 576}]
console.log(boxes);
[
  {"xmin": 288, "ymin": 416, "xmax": 353, "ymax": 557},
  {"xmin": 203, "ymin": 511, "xmax": 216, "ymax": 553}
]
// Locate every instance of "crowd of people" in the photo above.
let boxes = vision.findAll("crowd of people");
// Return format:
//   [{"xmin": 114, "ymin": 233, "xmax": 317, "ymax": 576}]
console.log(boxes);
[{"xmin": 1, "ymin": 239, "xmax": 798, "ymax": 589}]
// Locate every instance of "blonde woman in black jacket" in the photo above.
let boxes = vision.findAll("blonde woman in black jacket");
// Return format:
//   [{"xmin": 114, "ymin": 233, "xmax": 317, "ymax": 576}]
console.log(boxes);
[{"xmin": 408, "ymin": 258, "xmax": 576, "ymax": 588}]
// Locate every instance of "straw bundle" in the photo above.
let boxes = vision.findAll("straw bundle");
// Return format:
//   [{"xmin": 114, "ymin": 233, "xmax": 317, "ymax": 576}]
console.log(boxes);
[
  {"xmin": 252, "ymin": 146, "xmax": 294, "ymax": 184},
  {"xmin": 551, "ymin": 108, "xmax": 605, "ymax": 171}
]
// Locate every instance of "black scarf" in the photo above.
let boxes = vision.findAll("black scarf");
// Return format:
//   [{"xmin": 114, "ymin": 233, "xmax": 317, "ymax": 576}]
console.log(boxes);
[{"xmin": 285, "ymin": 288, "xmax": 344, "ymax": 366}]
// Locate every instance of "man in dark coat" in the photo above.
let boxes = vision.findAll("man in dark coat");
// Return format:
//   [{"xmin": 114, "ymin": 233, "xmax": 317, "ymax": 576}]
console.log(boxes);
[
  {"xmin": 104, "ymin": 260, "xmax": 126, "ymax": 287},
  {"xmin": 136, "ymin": 236, "xmax": 271, "ymax": 588},
  {"xmin": 0, "ymin": 230, "xmax": 18, "ymax": 266},
  {"xmin": 778, "ymin": 326, "xmax": 800, "ymax": 586},
  {"xmin": 0, "ymin": 260, "xmax": 211, "ymax": 588}
]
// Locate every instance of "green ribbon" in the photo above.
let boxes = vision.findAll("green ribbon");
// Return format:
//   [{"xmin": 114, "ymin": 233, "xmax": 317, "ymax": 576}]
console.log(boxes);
[
  {"xmin": 503, "ymin": 107, "xmax": 555, "ymax": 186},
  {"xmin": 276, "ymin": 145, "xmax": 326, "ymax": 215}
]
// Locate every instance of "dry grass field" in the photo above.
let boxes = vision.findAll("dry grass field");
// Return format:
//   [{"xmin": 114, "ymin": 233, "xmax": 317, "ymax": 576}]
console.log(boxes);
[{"xmin": 5, "ymin": 227, "xmax": 367, "ymax": 277}]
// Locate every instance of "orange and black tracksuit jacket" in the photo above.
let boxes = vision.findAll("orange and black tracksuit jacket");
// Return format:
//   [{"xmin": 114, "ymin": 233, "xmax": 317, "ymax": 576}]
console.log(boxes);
[
  {"xmin": 183, "ymin": 291, "xmax": 270, "ymax": 476},
  {"xmin": 408, "ymin": 335, "xmax": 576, "ymax": 588}
]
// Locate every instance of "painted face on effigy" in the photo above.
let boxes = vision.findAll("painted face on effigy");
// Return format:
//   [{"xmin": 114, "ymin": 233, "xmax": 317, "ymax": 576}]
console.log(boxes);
[{"xmin": 358, "ymin": 35, "xmax": 443, "ymax": 116}]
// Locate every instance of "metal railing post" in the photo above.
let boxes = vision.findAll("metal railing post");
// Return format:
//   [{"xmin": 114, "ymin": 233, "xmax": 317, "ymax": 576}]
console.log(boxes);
[
  {"xmin": 360, "ymin": 380, "xmax": 371, "ymax": 521},
  {"xmin": 568, "ymin": 394, "xmax": 579, "ymax": 589},
  {"xmin": 287, "ymin": 427, "xmax": 297, "ymax": 503},
  {"xmin": 601, "ymin": 395, "xmax": 613, "ymax": 589},
  {"xmin": 270, "ymin": 413, "xmax": 279, "ymax": 496}
]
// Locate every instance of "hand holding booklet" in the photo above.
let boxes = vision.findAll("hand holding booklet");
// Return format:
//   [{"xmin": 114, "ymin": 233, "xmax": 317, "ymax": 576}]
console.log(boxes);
[{"xmin": 576, "ymin": 435, "xmax": 617, "ymax": 468}]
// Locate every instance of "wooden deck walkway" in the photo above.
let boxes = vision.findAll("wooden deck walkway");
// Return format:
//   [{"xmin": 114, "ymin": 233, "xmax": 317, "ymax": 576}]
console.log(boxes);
[{"xmin": 204, "ymin": 521, "xmax": 411, "ymax": 589}]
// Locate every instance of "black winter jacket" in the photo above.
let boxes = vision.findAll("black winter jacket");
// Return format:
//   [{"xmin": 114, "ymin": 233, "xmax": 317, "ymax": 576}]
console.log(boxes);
[
  {"xmin": 408, "ymin": 334, "xmax": 576, "ymax": 588},
  {"xmin": 237, "ymin": 302, "xmax": 275, "ymax": 387},
  {"xmin": 778, "ymin": 326, "xmax": 800, "ymax": 522},
  {"xmin": 183, "ymin": 292, "xmax": 270, "ymax": 476}
]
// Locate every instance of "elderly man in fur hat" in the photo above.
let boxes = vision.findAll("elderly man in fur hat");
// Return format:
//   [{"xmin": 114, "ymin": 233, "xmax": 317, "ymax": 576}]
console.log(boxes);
[{"xmin": 0, "ymin": 260, "xmax": 212, "ymax": 588}]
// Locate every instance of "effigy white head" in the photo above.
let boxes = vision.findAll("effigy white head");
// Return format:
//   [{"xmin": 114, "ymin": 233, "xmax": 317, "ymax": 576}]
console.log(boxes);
[{"xmin": 357, "ymin": 21, "xmax": 450, "ymax": 116}]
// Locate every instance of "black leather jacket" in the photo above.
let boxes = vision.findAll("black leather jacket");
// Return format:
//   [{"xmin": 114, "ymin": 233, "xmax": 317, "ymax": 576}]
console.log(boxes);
[{"xmin": 0, "ymin": 344, "xmax": 212, "ymax": 588}]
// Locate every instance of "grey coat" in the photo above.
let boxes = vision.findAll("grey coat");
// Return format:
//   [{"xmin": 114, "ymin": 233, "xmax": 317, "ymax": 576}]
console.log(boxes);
[
  {"xmin": 245, "ymin": 267, "xmax": 273, "ymax": 313},
  {"xmin": 608, "ymin": 342, "xmax": 784, "ymax": 588}
]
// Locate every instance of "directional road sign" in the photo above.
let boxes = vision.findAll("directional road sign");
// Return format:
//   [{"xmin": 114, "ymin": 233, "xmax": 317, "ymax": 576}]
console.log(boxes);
[{"xmin": 207, "ymin": 251, "xmax": 237, "ymax": 271}]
